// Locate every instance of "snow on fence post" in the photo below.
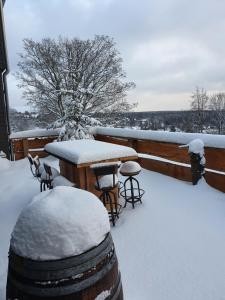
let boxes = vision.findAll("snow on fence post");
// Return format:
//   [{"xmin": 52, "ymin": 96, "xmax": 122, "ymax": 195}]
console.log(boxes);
[
  {"xmin": 6, "ymin": 187, "xmax": 124, "ymax": 300},
  {"xmin": 188, "ymin": 139, "xmax": 205, "ymax": 185}
]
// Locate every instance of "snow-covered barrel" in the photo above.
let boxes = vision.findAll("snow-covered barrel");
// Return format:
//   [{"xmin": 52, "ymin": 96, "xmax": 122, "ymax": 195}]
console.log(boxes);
[{"xmin": 6, "ymin": 187, "xmax": 123, "ymax": 300}]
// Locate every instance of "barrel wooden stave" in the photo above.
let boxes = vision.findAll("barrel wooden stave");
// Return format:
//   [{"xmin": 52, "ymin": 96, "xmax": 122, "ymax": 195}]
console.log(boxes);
[{"xmin": 7, "ymin": 233, "xmax": 123, "ymax": 300}]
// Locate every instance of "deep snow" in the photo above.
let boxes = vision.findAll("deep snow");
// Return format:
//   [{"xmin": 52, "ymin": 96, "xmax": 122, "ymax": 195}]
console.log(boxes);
[
  {"xmin": 11, "ymin": 186, "xmax": 110, "ymax": 260},
  {"xmin": 45, "ymin": 139, "xmax": 137, "ymax": 164},
  {"xmin": 1, "ymin": 157, "xmax": 225, "ymax": 300}
]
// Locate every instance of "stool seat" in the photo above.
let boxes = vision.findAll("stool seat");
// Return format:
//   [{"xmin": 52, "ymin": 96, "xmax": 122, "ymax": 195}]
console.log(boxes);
[
  {"xmin": 120, "ymin": 161, "xmax": 141, "ymax": 176},
  {"xmin": 120, "ymin": 170, "xmax": 141, "ymax": 176}
]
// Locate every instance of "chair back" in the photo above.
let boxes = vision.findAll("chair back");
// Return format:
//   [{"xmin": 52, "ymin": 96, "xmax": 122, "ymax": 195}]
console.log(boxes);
[
  {"xmin": 43, "ymin": 163, "xmax": 53, "ymax": 181},
  {"xmin": 92, "ymin": 164, "xmax": 118, "ymax": 190},
  {"xmin": 33, "ymin": 156, "xmax": 41, "ymax": 176},
  {"xmin": 27, "ymin": 153, "xmax": 34, "ymax": 165}
]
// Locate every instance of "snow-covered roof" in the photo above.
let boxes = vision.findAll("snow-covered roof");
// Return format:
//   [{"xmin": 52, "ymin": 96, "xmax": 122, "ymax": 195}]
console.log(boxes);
[
  {"xmin": 93, "ymin": 127, "xmax": 225, "ymax": 149},
  {"xmin": 45, "ymin": 139, "xmax": 137, "ymax": 165},
  {"xmin": 10, "ymin": 129, "xmax": 60, "ymax": 139},
  {"xmin": 10, "ymin": 186, "xmax": 110, "ymax": 260}
]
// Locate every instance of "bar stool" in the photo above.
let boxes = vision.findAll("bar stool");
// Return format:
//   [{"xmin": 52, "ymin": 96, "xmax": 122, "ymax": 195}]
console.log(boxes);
[
  {"xmin": 33, "ymin": 156, "xmax": 44, "ymax": 180},
  {"xmin": 40, "ymin": 163, "xmax": 59, "ymax": 192},
  {"xmin": 92, "ymin": 163, "xmax": 121, "ymax": 226},
  {"xmin": 27, "ymin": 153, "xmax": 36, "ymax": 177},
  {"xmin": 120, "ymin": 161, "xmax": 145, "ymax": 209}
]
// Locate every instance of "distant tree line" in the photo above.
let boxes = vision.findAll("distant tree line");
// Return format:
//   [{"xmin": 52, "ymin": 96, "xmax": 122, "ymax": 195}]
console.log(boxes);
[
  {"xmin": 191, "ymin": 87, "xmax": 225, "ymax": 134},
  {"xmin": 9, "ymin": 108, "xmax": 47, "ymax": 132}
]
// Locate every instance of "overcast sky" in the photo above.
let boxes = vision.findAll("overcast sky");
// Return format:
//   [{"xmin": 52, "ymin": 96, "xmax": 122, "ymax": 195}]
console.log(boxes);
[{"xmin": 4, "ymin": 0, "xmax": 225, "ymax": 112}]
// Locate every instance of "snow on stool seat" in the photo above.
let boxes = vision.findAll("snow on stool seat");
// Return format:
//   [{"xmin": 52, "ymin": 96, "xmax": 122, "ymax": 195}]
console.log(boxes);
[
  {"xmin": 96, "ymin": 174, "xmax": 119, "ymax": 190},
  {"xmin": 53, "ymin": 175, "xmax": 75, "ymax": 188},
  {"xmin": 120, "ymin": 161, "xmax": 141, "ymax": 176},
  {"xmin": 10, "ymin": 186, "xmax": 110, "ymax": 260}
]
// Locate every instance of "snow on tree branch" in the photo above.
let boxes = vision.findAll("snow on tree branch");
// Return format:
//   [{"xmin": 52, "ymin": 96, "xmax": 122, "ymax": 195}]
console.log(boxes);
[{"xmin": 16, "ymin": 36, "xmax": 136, "ymax": 139}]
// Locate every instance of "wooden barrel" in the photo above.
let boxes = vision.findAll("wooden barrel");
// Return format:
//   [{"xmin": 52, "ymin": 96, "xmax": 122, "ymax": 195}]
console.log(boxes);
[{"xmin": 6, "ymin": 233, "xmax": 123, "ymax": 300}]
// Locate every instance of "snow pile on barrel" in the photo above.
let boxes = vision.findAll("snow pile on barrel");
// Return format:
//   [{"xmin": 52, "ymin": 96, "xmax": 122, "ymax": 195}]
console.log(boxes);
[
  {"xmin": 10, "ymin": 186, "xmax": 110, "ymax": 260},
  {"xmin": 188, "ymin": 139, "xmax": 204, "ymax": 156}
]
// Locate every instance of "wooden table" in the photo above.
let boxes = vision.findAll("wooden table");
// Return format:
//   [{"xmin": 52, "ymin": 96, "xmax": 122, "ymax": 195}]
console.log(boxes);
[{"xmin": 44, "ymin": 139, "xmax": 138, "ymax": 197}]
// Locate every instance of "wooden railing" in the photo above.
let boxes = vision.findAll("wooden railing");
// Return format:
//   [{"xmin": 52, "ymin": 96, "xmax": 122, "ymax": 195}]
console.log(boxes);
[
  {"xmin": 93, "ymin": 128, "xmax": 225, "ymax": 193},
  {"xmin": 10, "ymin": 129, "xmax": 59, "ymax": 160},
  {"xmin": 10, "ymin": 127, "xmax": 225, "ymax": 193}
]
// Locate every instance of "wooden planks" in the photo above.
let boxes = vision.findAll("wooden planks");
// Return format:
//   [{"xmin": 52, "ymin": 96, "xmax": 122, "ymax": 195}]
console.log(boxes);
[
  {"xmin": 95, "ymin": 134, "xmax": 225, "ymax": 194},
  {"xmin": 138, "ymin": 157, "xmax": 225, "ymax": 193},
  {"xmin": 138, "ymin": 157, "xmax": 192, "ymax": 182},
  {"xmin": 11, "ymin": 136, "xmax": 58, "ymax": 160},
  {"xmin": 95, "ymin": 134, "xmax": 225, "ymax": 172},
  {"xmin": 205, "ymin": 171, "xmax": 225, "ymax": 193}
]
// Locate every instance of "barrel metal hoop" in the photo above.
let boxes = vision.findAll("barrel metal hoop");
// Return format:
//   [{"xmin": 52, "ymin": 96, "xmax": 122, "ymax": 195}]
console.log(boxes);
[
  {"xmin": 111, "ymin": 272, "xmax": 123, "ymax": 300},
  {"xmin": 8, "ymin": 252, "xmax": 117, "ymax": 297},
  {"xmin": 9, "ymin": 233, "xmax": 112, "ymax": 271},
  {"xmin": 9, "ymin": 242, "xmax": 114, "ymax": 282}
]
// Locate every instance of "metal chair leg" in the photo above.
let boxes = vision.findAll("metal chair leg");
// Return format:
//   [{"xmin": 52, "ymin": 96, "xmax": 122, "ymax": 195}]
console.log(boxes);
[{"xmin": 107, "ymin": 192, "xmax": 115, "ymax": 226}]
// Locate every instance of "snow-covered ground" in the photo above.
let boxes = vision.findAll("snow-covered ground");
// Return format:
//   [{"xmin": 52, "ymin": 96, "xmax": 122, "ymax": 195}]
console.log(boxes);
[{"xmin": 1, "ymin": 157, "xmax": 225, "ymax": 300}]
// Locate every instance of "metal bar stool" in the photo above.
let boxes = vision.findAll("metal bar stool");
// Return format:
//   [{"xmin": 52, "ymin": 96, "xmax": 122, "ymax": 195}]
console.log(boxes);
[
  {"xmin": 27, "ymin": 153, "xmax": 36, "ymax": 177},
  {"xmin": 40, "ymin": 163, "xmax": 54, "ymax": 192},
  {"xmin": 92, "ymin": 162, "xmax": 121, "ymax": 226},
  {"xmin": 120, "ymin": 161, "xmax": 145, "ymax": 209},
  {"xmin": 40, "ymin": 163, "xmax": 60, "ymax": 192},
  {"xmin": 33, "ymin": 156, "xmax": 44, "ymax": 181}
]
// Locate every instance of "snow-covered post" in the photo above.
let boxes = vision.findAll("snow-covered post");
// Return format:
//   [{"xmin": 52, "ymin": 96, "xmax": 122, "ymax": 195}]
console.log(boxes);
[
  {"xmin": 188, "ymin": 139, "xmax": 205, "ymax": 185},
  {"xmin": 7, "ymin": 187, "xmax": 124, "ymax": 299}
]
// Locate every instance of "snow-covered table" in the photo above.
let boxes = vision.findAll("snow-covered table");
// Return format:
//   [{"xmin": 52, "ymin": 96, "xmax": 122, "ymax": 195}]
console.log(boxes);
[{"xmin": 45, "ymin": 140, "xmax": 138, "ymax": 197}]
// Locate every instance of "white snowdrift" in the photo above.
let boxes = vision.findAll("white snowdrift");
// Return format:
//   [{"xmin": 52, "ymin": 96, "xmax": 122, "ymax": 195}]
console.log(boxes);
[
  {"xmin": 0, "ymin": 157, "xmax": 11, "ymax": 171},
  {"xmin": 10, "ymin": 186, "xmax": 110, "ymax": 260}
]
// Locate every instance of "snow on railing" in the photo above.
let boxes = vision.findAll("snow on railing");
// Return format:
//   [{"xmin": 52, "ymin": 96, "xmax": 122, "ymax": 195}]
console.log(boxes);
[
  {"xmin": 10, "ymin": 129, "xmax": 60, "ymax": 140},
  {"xmin": 93, "ymin": 127, "xmax": 225, "ymax": 149}
]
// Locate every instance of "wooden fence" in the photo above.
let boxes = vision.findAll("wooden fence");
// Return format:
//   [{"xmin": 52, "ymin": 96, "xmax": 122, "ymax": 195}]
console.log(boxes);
[
  {"xmin": 94, "ymin": 133, "xmax": 225, "ymax": 193},
  {"xmin": 10, "ymin": 136, "xmax": 58, "ymax": 160},
  {"xmin": 10, "ymin": 128, "xmax": 225, "ymax": 193}
]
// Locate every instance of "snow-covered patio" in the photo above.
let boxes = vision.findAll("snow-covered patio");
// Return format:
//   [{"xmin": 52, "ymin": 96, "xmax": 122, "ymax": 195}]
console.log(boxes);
[{"xmin": 1, "ymin": 157, "xmax": 225, "ymax": 300}]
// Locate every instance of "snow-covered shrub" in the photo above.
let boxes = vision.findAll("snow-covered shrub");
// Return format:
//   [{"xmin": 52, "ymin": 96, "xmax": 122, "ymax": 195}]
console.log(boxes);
[{"xmin": 50, "ymin": 95, "xmax": 101, "ymax": 140}]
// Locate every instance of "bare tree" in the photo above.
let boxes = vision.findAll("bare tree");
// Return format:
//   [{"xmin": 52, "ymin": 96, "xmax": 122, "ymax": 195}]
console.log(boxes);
[
  {"xmin": 16, "ymin": 36, "xmax": 135, "ymax": 138},
  {"xmin": 209, "ymin": 93, "xmax": 225, "ymax": 134},
  {"xmin": 191, "ymin": 87, "xmax": 208, "ymax": 132}
]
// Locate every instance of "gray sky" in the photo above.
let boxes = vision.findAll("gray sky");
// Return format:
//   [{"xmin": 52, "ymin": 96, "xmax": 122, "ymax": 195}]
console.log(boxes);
[{"xmin": 4, "ymin": 0, "xmax": 225, "ymax": 111}]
